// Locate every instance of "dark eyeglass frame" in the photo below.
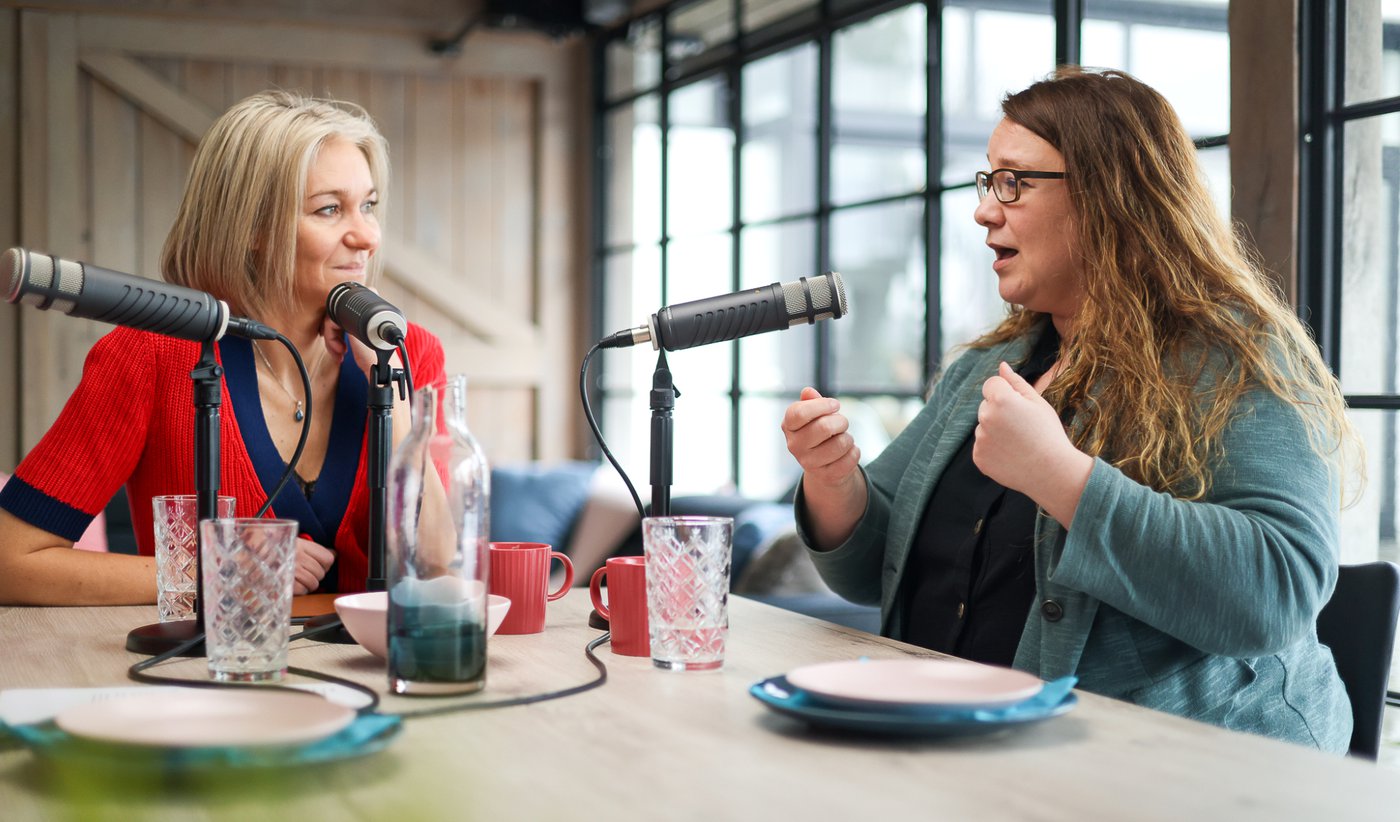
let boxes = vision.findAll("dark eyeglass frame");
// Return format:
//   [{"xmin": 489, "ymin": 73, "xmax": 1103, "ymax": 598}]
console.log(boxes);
[{"xmin": 975, "ymin": 168, "xmax": 1067, "ymax": 204}]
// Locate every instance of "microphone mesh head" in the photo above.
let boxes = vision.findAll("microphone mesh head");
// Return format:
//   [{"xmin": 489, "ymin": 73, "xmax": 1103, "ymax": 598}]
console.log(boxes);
[
  {"xmin": 781, "ymin": 272, "xmax": 848, "ymax": 324},
  {"xmin": 2, "ymin": 248, "xmax": 21, "ymax": 303}
]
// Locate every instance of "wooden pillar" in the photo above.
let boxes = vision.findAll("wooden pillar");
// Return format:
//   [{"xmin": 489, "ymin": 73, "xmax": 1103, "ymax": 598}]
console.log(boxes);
[{"xmin": 1229, "ymin": 0, "xmax": 1299, "ymax": 304}]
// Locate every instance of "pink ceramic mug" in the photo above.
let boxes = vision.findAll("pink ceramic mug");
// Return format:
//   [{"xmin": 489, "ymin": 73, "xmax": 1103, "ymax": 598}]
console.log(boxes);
[
  {"xmin": 489, "ymin": 542, "xmax": 574, "ymax": 634},
  {"xmin": 589, "ymin": 556, "xmax": 648, "ymax": 657}
]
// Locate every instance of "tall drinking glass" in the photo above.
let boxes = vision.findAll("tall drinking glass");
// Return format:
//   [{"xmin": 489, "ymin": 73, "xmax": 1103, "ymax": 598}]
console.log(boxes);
[
  {"xmin": 153, "ymin": 494, "xmax": 235, "ymax": 622},
  {"xmin": 643, "ymin": 516, "xmax": 732, "ymax": 671},
  {"xmin": 199, "ymin": 518, "xmax": 298, "ymax": 682}
]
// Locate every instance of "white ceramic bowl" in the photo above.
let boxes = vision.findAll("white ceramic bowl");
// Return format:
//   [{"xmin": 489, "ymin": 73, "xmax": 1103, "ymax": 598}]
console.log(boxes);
[{"xmin": 333, "ymin": 590, "xmax": 511, "ymax": 659}]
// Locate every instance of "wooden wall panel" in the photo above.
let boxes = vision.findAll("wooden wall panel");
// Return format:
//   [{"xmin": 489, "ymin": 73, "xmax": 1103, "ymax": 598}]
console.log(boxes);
[
  {"xmin": 7, "ymin": 10, "xmax": 587, "ymax": 471},
  {"xmin": 0, "ymin": 9, "xmax": 19, "ymax": 470}
]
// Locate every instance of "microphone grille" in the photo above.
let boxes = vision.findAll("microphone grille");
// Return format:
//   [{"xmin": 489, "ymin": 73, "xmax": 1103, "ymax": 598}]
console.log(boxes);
[
  {"xmin": 781, "ymin": 272, "xmax": 848, "ymax": 324},
  {"xmin": 3, "ymin": 248, "xmax": 84, "ymax": 312},
  {"xmin": 2, "ymin": 248, "xmax": 22, "ymax": 303}
]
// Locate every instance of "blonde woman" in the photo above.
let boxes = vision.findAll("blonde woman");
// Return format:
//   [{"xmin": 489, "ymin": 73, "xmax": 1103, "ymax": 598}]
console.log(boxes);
[
  {"xmin": 0, "ymin": 91, "xmax": 444, "ymax": 604},
  {"xmin": 782, "ymin": 68, "xmax": 1357, "ymax": 751}
]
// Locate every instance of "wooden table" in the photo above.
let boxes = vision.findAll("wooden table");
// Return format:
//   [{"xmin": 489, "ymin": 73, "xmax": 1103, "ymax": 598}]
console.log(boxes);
[{"xmin": 2, "ymin": 595, "xmax": 1398, "ymax": 820}]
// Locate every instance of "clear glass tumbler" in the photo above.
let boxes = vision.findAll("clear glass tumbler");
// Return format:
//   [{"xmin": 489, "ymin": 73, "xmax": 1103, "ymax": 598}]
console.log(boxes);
[
  {"xmin": 153, "ymin": 494, "xmax": 235, "ymax": 622},
  {"xmin": 643, "ymin": 516, "xmax": 733, "ymax": 671},
  {"xmin": 199, "ymin": 518, "xmax": 298, "ymax": 682}
]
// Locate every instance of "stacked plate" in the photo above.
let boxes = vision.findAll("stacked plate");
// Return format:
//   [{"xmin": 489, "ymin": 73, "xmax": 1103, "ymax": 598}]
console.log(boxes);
[
  {"xmin": 4, "ymin": 689, "xmax": 400, "ymax": 770},
  {"xmin": 749, "ymin": 658, "xmax": 1077, "ymax": 737}
]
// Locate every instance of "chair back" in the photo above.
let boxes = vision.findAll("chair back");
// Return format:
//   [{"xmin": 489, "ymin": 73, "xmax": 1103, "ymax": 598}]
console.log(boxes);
[{"xmin": 1316, "ymin": 561, "xmax": 1400, "ymax": 759}]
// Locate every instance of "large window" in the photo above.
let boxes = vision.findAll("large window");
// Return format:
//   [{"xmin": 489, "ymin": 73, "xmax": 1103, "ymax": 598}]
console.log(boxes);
[
  {"xmin": 593, "ymin": 0, "xmax": 1228, "ymax": 499},
  {"xmin": 1299, "ymin": 0, "xmax": 1400, "ymax": 730}
]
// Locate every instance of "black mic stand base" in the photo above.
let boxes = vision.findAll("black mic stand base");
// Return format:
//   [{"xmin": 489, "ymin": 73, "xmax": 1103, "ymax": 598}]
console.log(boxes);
[
  {"xmin": 125, "ymin": 619, "xmax": 205, "ymax": 656},
  {"xmin": 302, "ymin": 612, "xmax": 357, "ymax": 644}
]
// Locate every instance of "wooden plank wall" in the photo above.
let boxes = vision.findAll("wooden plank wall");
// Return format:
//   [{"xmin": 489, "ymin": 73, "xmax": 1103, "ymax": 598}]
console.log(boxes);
[
  {"xmin": 3, "ymin": 9, "xmax": 589, "ymax": 475},
  {"xmin": 0, "ymin": 9, "xmax": 19, "ymax": 471}
]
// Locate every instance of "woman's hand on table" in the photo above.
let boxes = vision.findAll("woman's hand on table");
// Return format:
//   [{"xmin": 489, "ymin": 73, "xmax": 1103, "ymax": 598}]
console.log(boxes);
[
  {"xmin": 974, "ymin": 362, "xmax": 1093, "ymax": 528},
  {"xmin": 294, "ymin": 537, "xmax": 336, "ymax": 595}
]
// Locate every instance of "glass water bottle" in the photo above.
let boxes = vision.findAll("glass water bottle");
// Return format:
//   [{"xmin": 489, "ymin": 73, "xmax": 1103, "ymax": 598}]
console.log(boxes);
[{"xmin": 386, "ymin": 375, "xmax": 492, "ymax": 695}]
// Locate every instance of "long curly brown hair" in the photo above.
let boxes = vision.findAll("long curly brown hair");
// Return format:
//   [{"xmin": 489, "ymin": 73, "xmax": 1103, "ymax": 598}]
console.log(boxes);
[{"xmin": 973, "ymin": 67, "xmax": 1358, "ymax": 501}]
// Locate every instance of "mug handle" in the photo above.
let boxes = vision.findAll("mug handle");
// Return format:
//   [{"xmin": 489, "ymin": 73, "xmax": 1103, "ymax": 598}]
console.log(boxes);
[
  {"xmin": 547, "ymin": 552, "xmax": 575, "ymax": 601},
  {"xmin": 589, "ymin": 566, "xmax": 610, "ymax": 619}
]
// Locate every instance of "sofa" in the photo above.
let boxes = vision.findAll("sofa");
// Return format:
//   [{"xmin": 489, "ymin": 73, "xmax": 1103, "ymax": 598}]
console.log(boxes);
[{"xmin": 490, "ymin": 461, "xmax": 880, "ymax": 633}]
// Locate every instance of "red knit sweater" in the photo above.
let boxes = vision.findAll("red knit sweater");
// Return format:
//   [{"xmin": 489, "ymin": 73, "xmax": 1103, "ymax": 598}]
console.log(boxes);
[{"xmin": 0, "ymin": 324, "xmax": 445, "ymax": 593}]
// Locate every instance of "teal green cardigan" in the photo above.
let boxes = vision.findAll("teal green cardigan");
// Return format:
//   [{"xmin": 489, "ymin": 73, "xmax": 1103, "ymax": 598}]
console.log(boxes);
[{"xmin": 800, "ymin": 330, "xmax": 1351, "ymax": 751}]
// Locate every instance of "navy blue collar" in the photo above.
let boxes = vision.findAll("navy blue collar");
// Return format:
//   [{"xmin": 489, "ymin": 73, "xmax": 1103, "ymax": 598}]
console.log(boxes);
[{"xmin": 220, "ymin": 337, "xmax": 365, "ymax": 550}]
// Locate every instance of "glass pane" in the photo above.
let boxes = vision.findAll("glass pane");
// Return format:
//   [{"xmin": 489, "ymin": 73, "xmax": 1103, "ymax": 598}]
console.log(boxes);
[
  {"xmin": 1337, "ymin": 408, "xmax": 1400, "ymax": 702},
  {"xmin": 1345, "ymin": 1, "xmax": 1400, "ymax": 104},
  {"xmin": 739, "ymin": 219, "xmax": 817, "ymax": 392},
  {"xmin": 605, "ymin": 96, "xmax": 662, "ymax": 248},
  {"xmin": 1196, "ymin": 143, "xmax": 1230, "ymax": 224},
  {"xmin": 940, "ymin": 186, "xmax": 1006, "ymax": 356},
  {"xmin": 605, "ymin": 19, "xmax": 662, "ymax": 100},
  {"xmin": 831, "ymin": 4, "xmax": 927, "ymax": 205},
  {"xmin": 666, "ymin": 232, "xmax": 735, "ymax": 394},
  {"xmin": 742, "ymin": 43, "xmax": 818, "ymax": 222},
  {"xmin": 738, "ymin": 396, "xmax": 803, "ymax": 500},
  {"xmin": 600, "ymin": 246, "xmax": 662, "ymax": 391},
  {"xmin": 671, "ymin": 393, "xmax": 735, "ymax": 494},
  {"xmin": 669, "ymin": 0, "xmax": 735, "ymax": 76},
  {"xmin": 1339, "ymin": 113, "xmax": 1400, "ymax": 395},
  {"xmin": 941, "ymin": 2, "xmax": 1054, "ymax": 187},
  {"xmin": 830, "ymin": 198, "xmax": 926, "ymax": 393},
  {"xmin": 742, "ymin": 0, "xmax": 818, "ymax": 33},
  {"xmin": 601, "ymin": 396, "xmax": 648, "ymax": 495},
  {"xmin": 1083, "ymin": 0, "xmax": 1229, "ymax": 138},
  {"xmin": 668, "ymin": 77, "xmax": 735, "ymax": 238}
]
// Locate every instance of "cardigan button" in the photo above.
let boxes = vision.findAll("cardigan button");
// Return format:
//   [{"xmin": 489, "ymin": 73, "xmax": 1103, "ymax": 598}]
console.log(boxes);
[{"xmin": 1041, "ymin": 599, "xmax": 1064, "ymax": 622}]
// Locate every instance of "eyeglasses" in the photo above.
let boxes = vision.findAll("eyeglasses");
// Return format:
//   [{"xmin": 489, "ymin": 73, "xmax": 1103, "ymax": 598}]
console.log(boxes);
[{"xmin": 975, "ymin": 168, "xmax": 1066, "ymax": 204}]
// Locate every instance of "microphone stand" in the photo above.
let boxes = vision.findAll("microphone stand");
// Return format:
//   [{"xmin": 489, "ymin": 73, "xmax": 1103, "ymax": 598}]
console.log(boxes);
[
  {"xmin": 366, "ymin": 348, "xmax": 403, "ymax": 592},
  {"xmin": 306, "ymin": 348, "xmax": 404, "ymax": 643},
  {"xmin": 126, "ymin": 339, "xmax": 221, "ymax": 656},
  {"xmin": 649, "ymin": 350, "xmax": 678, "ymax": 518}
]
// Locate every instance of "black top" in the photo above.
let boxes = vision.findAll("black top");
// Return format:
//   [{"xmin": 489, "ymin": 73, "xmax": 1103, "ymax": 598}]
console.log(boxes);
[{"xmin": 898, "ymin": 324, "xmax": 1060, "ymax": 666}]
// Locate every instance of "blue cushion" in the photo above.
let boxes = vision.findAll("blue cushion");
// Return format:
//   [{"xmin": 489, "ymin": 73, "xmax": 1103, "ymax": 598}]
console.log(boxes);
[
  {"xmin": 489, "ymin": 462, "xmax": 597, "ymax": 551},
  {"xmin": 731, "ymin": 502, "xmax": 796, "ymax": 581}
]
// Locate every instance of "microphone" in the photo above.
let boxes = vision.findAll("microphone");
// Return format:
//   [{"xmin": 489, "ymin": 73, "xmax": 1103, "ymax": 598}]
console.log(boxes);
[
  {"xmin": 600, "ymin": 272, "xmax": 848, "ymax": 352},
  {"xmin": 3, "ymin": 247, "xmax": 279, "ymax": 341},
  {"xmin": 326, "ymin": 281, "xmax": 408, "ymax": 352}
]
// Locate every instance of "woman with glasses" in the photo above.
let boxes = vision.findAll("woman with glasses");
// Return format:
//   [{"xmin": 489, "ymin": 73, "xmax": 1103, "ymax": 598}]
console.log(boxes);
[{"xmin": 781, "ymin": 67, "xmax": 1357, "ymax": 751}]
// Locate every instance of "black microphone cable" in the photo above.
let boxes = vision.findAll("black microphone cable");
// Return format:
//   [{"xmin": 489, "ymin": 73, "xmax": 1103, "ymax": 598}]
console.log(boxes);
[{"xmin": 579, "ymin": 341, "xmax": 645, "ymax": 521}]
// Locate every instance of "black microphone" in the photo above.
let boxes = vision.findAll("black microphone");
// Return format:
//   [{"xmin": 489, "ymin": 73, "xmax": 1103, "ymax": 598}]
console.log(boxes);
[
  {"xmin": 326, "ymin": 281, "xmax": 408, "ymax": 352},
  {"xmin": 3, "ymin": 247, "xmax": 279, "ymax": 341},
  {"xmin": 600, "ymin": 272, "xmax": 848, "ymax": 352}
]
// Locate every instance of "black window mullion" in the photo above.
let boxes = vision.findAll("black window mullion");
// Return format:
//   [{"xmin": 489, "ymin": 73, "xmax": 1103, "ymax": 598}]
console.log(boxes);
[
  {"xmin": 1298, "ymin": 0, "xmax": 1342, "ymax": 373},
  {"xmin": 926, "ymin": 0, "xmax": 942, "ymax": 375},
  {"xmin": 1054, "ymin": 0, "xmax": 1083, "ymax": 66},
  {"xmin": 816, "ymin": 5, "xmax": 834, "ymax": 397}
]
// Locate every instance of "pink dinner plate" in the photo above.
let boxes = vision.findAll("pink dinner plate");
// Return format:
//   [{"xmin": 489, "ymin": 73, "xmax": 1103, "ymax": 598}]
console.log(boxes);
[
  {"xmin": 784, "ymin": 659, "xmax": 1044, "ymax": 710},
  {"xmin": 55, "ymin": 689, "xmax": 355, "ymax": 748}
]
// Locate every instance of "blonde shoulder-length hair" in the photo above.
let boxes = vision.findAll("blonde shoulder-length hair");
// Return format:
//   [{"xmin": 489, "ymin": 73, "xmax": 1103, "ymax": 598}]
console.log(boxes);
[
  {"xmin": 161, "ymin": 90, "xmax": 389, "ymax": 320},
  {"xmin": 974, "ymin": 67, "xmax": 1360, "ymax": 502}
]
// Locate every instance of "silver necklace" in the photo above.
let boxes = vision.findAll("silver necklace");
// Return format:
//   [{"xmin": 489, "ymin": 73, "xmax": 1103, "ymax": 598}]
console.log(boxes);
[{"xmin": 254, "ymin": 342, "xmax": 328, "ymax": 423}]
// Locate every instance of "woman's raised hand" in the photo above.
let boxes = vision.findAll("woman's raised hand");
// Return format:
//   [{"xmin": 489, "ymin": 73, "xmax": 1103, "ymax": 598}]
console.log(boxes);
[
  {"xmin": 973, "ymin": 362, "xmax": 1093, "ymax": 528},
  {"xmin": 782, "ymin": 387, "xmax": 866, "ymax": 550}
]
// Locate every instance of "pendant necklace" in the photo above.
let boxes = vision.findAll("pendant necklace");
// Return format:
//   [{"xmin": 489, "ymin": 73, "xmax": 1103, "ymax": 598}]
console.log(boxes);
[{"xmin": 255, "ymin": 341, "xmax": 329, "ymax": 423}]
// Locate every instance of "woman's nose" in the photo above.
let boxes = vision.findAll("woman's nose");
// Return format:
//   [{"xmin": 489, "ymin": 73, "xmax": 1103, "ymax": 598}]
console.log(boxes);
[
  {"xmin": 345, "ymin": 211, "xmax": 381, "ymax": 251},
  {"xmin": 973, "ymin": 193, "xmax": 1004, "ymax": 228}
]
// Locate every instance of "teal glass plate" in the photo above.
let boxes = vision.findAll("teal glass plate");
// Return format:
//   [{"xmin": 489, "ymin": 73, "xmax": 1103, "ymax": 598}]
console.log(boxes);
[
  {"xmin": 0, "ymin": 712, "xmax": 401, "ymax": 771},
  {"xmin": 749, "ymin": 675, "xmax": 1077, "ymax": 736}
]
